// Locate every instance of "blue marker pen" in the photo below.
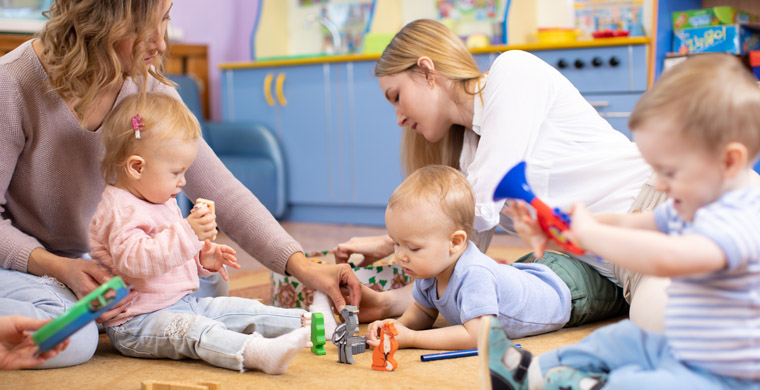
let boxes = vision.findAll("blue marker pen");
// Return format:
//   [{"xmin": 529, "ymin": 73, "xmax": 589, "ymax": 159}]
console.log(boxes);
[{"xmin": 420, "ymin": 345, "xmax": 520, "ymax": 362}]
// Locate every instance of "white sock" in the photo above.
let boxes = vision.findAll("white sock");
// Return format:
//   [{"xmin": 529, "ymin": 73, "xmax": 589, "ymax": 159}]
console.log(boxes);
[
  {"xmin": 243, "ymin": 328, "xmax": 310, "ymax": 375},
  {"xmin": 310, "ymin": 292, "xmax": 337, "ymax": 339},
  {"xmin": 527, "ymin": 360, "xmax": 545, "ymax": 390}
]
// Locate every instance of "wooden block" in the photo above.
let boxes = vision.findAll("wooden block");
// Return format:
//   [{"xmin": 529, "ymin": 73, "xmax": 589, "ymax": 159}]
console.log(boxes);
[
  {"xmin": 141, "ymin": 380, "xmax": 220, "ymax": 390},
  {"xmin": 195, "ymin": 198, "xmax": 217, "ymax": 241}
]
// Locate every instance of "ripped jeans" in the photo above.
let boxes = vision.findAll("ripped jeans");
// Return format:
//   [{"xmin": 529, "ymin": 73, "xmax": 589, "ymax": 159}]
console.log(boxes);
[
  {"xmin": 106, "ymin": 295, "xmax": 305, "ymax": 371},
  {"xmin": 0, "ymin": 267, "xmax": 228, "ymax": 369}
]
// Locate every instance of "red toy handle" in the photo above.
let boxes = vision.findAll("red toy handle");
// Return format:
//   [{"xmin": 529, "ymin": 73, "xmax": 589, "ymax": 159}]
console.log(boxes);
[{"xmin": 529, "ymin": 199, "xmax": 585, "ymax": 255}]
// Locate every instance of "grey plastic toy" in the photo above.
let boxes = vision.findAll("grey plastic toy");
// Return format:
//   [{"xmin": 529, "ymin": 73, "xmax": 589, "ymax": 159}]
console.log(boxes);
[{"xmin": 331, "ymin": 305, "xmax": 368, "ymax": 364}]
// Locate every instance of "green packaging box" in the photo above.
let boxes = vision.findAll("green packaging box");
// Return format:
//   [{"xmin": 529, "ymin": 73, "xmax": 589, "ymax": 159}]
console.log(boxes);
[{"xmin": 673, "ymin": 7, "xmax": 757, "ymax": 30}]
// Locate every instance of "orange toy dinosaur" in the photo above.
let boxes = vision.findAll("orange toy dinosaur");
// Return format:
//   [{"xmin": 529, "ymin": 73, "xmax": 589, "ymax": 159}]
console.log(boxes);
[{"xmin": 371, "ymin": 321, "xmax": 399, "ymax": 372}]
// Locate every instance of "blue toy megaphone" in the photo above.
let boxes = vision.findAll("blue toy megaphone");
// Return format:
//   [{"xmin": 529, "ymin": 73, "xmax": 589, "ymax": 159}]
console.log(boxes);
[{"xmin": 494, "ymin": 161, "xmax": 585, "ymax": 255}]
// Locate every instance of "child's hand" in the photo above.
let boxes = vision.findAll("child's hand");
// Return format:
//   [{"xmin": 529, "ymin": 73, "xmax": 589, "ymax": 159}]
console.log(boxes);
[
  {"xmin": 199, "ymin": 240, "xmax": 240, "ymax": 281},
  {"xmin": 503, "ymin": 200, "xmax": 550, "ymax": 259},
  {"xmin": 186, "ymin": 203, "xmax": 218, "ymax": 241},
  {"xmin": 0, "ymin": 316, "xmax": 70, "ymax": 370},
  {"xmin": 566, "ymin": 203, "xmax": 596, "ymax": 249},
  {"xmin": 366, "ymin": 319, "xmax": 390, "ymax": 347},
  {"xmin": 366, "ymin": 319, "xmax": 413, "ymax": 348}
]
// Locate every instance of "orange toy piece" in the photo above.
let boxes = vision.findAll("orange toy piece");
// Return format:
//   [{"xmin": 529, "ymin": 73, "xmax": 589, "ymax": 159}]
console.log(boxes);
[{"xmin": 371, "ymin": 321, "xmax": 399, "ymax": 372}]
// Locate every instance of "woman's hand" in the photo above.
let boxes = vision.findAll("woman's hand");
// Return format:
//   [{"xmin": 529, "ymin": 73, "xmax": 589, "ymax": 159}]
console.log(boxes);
[
  {"xmin": 198, "ymin": 240, "xmax": 240, "ymax": 281},
  {"xmin": 28, "ymin": 249, "xmax": 131, "ymax": 323},
  {"xmin": 286, "ymin": 252, "xmax": 362, "ymax": 313},
  {"xmin": 186, "ymin": 203, "xmax": 217, "ymax": 241},
  {"xmin": 0, "ymin": 315, "xmax": 70, "ymax": 370},
  {"xmin": 28, "ymin": 249, "xmax": 112, "ymax": 300},
  {"xmin": 331, "ymin": 235, "xmax": 394, "ymax": 267},
  {"xmin": 503, "ymin": 200, "xmax": 550, "ymax": 258}
]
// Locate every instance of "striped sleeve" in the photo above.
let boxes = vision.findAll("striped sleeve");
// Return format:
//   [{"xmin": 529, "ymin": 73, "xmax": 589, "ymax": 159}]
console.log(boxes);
[{"xmin": 691, "ymin": 190, "xmax": 760, "ymax": 270}]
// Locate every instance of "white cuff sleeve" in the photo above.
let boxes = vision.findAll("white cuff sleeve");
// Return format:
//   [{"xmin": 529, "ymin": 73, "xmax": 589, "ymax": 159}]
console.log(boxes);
[{"xmin": 474, "ymin": 199, "xmax": 506, "ymax": 232}]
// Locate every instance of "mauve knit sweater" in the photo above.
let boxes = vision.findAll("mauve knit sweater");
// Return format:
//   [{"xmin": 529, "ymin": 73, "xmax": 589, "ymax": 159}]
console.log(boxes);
[{"xmin": 0, "ymin": 40, "xmax": 302, "ymax": 275}]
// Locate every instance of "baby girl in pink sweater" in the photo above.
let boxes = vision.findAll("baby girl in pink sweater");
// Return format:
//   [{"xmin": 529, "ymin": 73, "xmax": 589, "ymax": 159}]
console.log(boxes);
[{"xmin": 89, "ymin": 92, "xmax": 335, "ymax": 374}]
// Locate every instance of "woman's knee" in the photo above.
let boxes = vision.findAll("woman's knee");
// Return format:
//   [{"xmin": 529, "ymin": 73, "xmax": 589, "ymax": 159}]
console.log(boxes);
[
  {"xmin": 192, "ymin": 273, "xmax": 229, "ymax": 298},
  {"xmin": 628, "ymin": 276, "xmax": 670, "ymax": 333},
  {"xmin": 35, "ymin": 322, "xmax": 99, "ymax": 369}
]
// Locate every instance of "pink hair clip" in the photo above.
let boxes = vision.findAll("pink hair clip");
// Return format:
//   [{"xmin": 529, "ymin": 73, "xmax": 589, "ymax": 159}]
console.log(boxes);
[{"xmin": 131, "ymin": 113, "xmax": 144, "ymax": 139}]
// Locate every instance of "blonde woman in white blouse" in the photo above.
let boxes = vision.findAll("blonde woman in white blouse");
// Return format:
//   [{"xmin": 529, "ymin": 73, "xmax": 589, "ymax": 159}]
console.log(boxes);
[{"xmin": 333, "ymin": 19, "xmax": 669, "ymax": 332}]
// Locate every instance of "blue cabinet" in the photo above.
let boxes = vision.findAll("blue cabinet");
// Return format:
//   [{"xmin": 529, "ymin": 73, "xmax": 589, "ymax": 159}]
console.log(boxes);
[
  {"xmin": 222, "ymin": 61, "xmax": 403, "ymax": 225},
  {"xmin": 338, "ymin": 61, "xmax": 403, "ymax": 206},
  {"xmin": 222, "ymin": 65, "xmax": 333, "ymax": 205}
]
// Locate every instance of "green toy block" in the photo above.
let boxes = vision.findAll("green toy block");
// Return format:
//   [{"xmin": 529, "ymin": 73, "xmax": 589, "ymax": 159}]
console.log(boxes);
[{"xmin": 310, "ymin": 312, "xmax": 326, "ymax": 355}]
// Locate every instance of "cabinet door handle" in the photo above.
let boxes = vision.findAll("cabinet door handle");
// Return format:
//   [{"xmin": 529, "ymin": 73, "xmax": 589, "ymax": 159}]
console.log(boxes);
[
  {"xmin": 275, "ymin": 73, "xmax": 287, "ymax": 106},
  {"xmin": 263, "ymin": 73, "xmax": 275, "ymax": 107},
  {"xmin": 598, "ymin": 112, "xmax": 630, "ymax": 118},
  {"xmin": 588, "ymin": 101, "xmax": 610, "ymax": 108}
]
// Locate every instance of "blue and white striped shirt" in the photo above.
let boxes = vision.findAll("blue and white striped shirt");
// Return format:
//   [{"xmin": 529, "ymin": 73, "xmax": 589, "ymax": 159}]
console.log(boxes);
[{"xmin": 655, "ymin": 189, "xmax": 760, "ymax": 380}]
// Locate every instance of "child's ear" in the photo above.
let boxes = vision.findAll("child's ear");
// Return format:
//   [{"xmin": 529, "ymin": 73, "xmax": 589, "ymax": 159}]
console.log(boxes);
[
  {"xmin": 722, "ymin": 142, "xmax": 748, "ymax": 178},
  {"xmin": 125, "ymin": 155, "xmax": 145, "ymax": 180},
  {"xmin": 450, "ymin": 230, "xmax": 467, "ymax": 254}
]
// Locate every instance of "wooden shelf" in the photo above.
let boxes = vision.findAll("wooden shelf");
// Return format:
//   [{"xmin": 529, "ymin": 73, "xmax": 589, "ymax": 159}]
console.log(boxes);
[{"xmin": 222, "ymin": 37, "xmax": 650, "ymax": 69}]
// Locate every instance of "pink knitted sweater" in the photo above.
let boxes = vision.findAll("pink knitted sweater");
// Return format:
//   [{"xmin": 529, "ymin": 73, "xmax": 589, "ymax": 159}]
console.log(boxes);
[
  {"xmin": 90, "ymin": 186, "xmax": 213, "ymax": 327},
  {"xmin": 0, "ymin": 40, "xmax": 301, "ymax": 275}
]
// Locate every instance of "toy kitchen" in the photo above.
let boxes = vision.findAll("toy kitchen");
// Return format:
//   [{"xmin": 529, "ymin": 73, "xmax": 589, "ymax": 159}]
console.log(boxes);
[{"xmin": 219, "ymin": 0, "xmax": 654, "ymax": 226}]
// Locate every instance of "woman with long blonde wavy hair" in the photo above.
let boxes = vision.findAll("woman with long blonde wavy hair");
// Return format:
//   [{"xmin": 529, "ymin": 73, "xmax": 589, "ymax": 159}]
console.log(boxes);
[
  {"xmin": 0, "ymin": 0, "xmax": 362, "ymax": 369},
  {"xmin": 333, "ymin": 20, "xmax": 672, "ymax": 335}
]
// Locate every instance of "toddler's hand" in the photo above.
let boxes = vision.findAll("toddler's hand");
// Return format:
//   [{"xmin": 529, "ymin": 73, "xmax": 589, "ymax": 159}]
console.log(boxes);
[
  {"xmin": 366, "ymin": 319, "xmax": 412, "ymax": 349},
  {"xmin": 199, "ymin": 240, "xmax": 240, "ymax": 281},
  {"xmin": 566, "ymin": 203, "xmax": 596, "ymax": 249},
  {"xmin": 366, "ymin": 319, "xmax": 392, "ymax": 347},
  {"xmin": 186, "ymin": 203, "xmax": 218, "ymax": 241},
  {"xmin": 503, "ymin": 200, "xmax": 549, "ymax": 259}
]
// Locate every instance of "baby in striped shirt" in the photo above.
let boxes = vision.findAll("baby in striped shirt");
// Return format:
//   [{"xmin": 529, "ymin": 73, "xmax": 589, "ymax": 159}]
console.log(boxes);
[{"xmin": 482, "ymin": 53, "xmax": 760, "ymax": 390}]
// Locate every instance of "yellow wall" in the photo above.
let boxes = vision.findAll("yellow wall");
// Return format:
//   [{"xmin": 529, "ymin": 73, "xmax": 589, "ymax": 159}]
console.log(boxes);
[{"xmin": 254, "ymin": 0, "xmax": 290, "ymax": 58}]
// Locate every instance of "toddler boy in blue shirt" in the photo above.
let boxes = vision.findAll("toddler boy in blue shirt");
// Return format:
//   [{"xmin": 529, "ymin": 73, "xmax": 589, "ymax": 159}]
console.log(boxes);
[{"xmin": 365, "ymin": 165, "xmax": 623, "ymax": 350}]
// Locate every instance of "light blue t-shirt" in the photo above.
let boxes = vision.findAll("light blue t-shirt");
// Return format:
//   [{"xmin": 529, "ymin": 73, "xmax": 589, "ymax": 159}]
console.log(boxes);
[
  {"xmin": 413, "ymin": 242, "xmax": 571, "ymax": 338},
  {"xmin": 654, "ymin": 188, "xmax": 760, "ymax": 380}
]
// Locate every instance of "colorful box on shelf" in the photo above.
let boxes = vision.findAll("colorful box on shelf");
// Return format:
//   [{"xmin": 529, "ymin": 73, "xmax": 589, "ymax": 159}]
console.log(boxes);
[
  {"xmin": 271, "ymin": 256, "xmax": 412, "ymax": 309},
  {"xmin": 673, "ymin": 24, "xmax": 760, "ymax": 55},
  {"xmin": 672, "ymin": 7, "xmax": 757, "ymax": 30},
  {"xmin": 749, "ymin": 51, "xmax": 760, "ymax": 81}
]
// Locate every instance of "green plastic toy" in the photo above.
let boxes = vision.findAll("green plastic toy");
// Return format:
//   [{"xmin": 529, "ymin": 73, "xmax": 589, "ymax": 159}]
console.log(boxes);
[
  {"xmin": 33, "ymin": 277, "xmax": 129, "ymax": 353},
  {"xmin": 311, "ymin": 312, "xmax": 326, "ymax": 355}
]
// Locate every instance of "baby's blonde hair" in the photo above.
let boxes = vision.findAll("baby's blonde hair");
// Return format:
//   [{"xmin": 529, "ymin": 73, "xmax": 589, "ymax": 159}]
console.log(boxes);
[
  {"xmin": 630, "ymin": 53, "xmax": 760, "ymax": 159},
  {"xmin": 375, "ymin": 19, "xmax": 483, "ymax": 176},
  {"xmin": 387, "ymin": 165, "xmax": 474, "ymax": 238},
  {"xmin": 100, "ymin": 93, "xmax": 201, "ymax": 184}
]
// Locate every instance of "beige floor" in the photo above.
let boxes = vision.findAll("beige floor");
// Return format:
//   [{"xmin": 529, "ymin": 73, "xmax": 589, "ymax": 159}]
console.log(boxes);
[{"xmin": 7, "ymin": 223, "xmax": 576, "ymax": 390}]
